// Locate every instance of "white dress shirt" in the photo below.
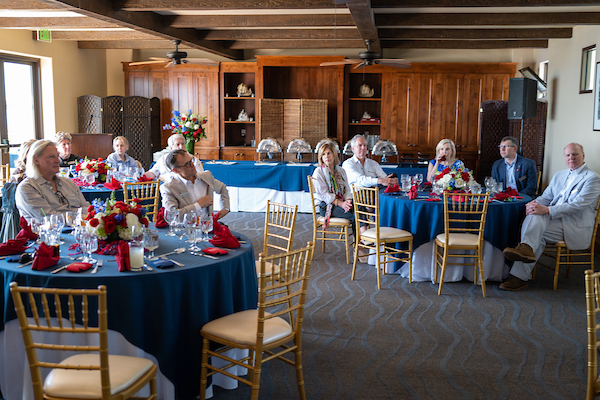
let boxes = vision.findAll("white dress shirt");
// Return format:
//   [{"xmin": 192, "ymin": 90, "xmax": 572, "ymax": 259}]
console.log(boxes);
[
  {"xmin": 342, "ymin": 156, "xmax": 387, "ymax": 187},
  {"xmin": 148, "ymin": 154, "xmax": 203, "ymax": 183},
  {"xmin": 171, "ymin": 173, "xmax": 209, "ymax": 217},
  {"xmin": 504, "ymin": 154, "xmax": 518, "ymax": 190}
]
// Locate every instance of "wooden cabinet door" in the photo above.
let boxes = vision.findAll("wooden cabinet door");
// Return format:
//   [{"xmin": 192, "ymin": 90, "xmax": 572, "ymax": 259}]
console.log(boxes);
[
  {"xmin": 460, "ymin": 74, "xmax": 484, "ymax": 153},
  {"xmin": 438, "ymin": 74, "xmax": 463, "ymax": 146},
  {"xmin": 126, "ymin": 71, "xmax": 166, "ymax": 99},
  {"xmin": 484, "ymin": 74, "xmax": 511, "ymax": 102},
  {"xmin": 382, "ymin": 72, "xmax": 415, "ymax": 151},
  {"xmin": 220, "ymin": 147, "xmax": 255, "ymax": 161}
]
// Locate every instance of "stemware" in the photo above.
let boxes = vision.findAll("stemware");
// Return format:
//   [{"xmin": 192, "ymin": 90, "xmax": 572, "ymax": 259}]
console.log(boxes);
[
  {"xmin": 83, "ymin": 233, "xmax": 98, "ymax": 265},
  {"xmin": 75, "ymin": 228, "xmax": 90, "ymax": 262},
  {"xmin": 400, "ymin": 174, "xmax": 411, "ymax": 193},
  {"xmin": 69, "ymin": 165, "xmax": 77, "ymax": 178},
  {"xmin": 143, "ymin": 229, "xmax": 159, "ymax": 261},
  {"xmin": 184, "ymin": 210, "xmax": 198, "ymax": 244},
  {"xmin": 173, "ymin": 215, "xmax": 188, "ymax": 252},
  {"xmin": 164, "ymin": 208, "xmax": 179, "ymax": 236},
  {"xmin": 200, "ymin": 215, "xmax": 213, "ymax": 242},
  {"xmin": 85, "ymin": 173, "xmax": 95, "ymax": 186},
  {"xmin": 30, "ymin": 217, "xmax": 44, "ymax": 244},
  {"xmin": 51, "ymin": 213, "xmax": 65, "ymax": 242},
  {"xmin": 415, "ymin": 173, "xmax": 424, "ymax": 188}
]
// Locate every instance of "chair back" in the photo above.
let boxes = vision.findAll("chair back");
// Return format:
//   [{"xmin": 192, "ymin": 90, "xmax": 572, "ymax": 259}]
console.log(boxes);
[
  {"xmin": 9, "ymin": 282, "xmax": 111, "ymax": 400},
  {"xmin": 442, "ymin": 192, "xmax": 490, "ymax": 242},
  {"xmin": 589, "ymin": 196, "xmax": 600, "ymax": 253},
  {"xmin": 262, "ymin": 200, "xmax": 298, "ymax": 256},
  {"xmin": 0, "ymin": 163, "xmax": 9, "ymax": 187},
  {"xmin": 123, "ymin": 180, "xmax": 161, "ymax": 222},
  {"xmin": 351, "ymin": 185, "xmax": 380, "ymax": 234},
  {"xmin": 585, "ymin": 269, "xmax": 600, "ymax": 399},
  {"xmin": 256, "ymin": 242, "xmax": 314, "ymax": 349},
  {"xmin": 307, "ymin": 175, "xmax": 319, "ymax": 227}
]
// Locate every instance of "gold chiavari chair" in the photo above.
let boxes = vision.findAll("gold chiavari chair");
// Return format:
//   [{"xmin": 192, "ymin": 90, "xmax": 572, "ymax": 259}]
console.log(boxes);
[
  {"xmin": 199, "ymin": 242, "xmax": 314, "ymax": 400},
  {"xmin": 0, "ymin": 163, "xmax": 10, "ymax": 187},
  {"xmin": 10, "ymin": 282, "xmax": 157, "ymax": 400},
  {"xmin": 585, "ymin": 269, "xmax": 600, "ymax": 399},
  {"xmin": 434, "ymin": 192, "xmax": 490, "ymax": 296},
  {"xmin": 123, "ymin": 180, "xmax": 161, "ymax": 222},
  {"xmin": 256, "ymin": 200, "xmax": 298, "ymax": 277}
]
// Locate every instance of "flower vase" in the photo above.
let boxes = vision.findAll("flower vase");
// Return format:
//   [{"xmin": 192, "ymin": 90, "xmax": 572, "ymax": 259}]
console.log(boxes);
[{"xmin": 185, "ymin": 140, "xmax": 195, "ymax": 155}]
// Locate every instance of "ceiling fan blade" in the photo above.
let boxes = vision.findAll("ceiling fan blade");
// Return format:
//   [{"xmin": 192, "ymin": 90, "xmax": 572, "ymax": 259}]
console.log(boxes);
[
  {"xmin": 377, "ymin": 59, "xmax": 412, "ymax": 68},
  {"xmin": 128, "ymin": 60, "xmax": 169, "ymax": 66},
  {"xmin": 149, "ymin": 57, "xmax": 171, "ymax": 62},
  {"xmin": 353, "ymin": 62, "xmax": 366, "ymax": 70},
  {"xmin": 320, "ymin": 59, "xmax": 362, "ymax": 67},
  {"xmin": 165, "ymin": 61, "xmax": 175, "ymax": 68},
  {"xmin": 185, "ymin": 58, "xmax": 219, "ymax": 65}
]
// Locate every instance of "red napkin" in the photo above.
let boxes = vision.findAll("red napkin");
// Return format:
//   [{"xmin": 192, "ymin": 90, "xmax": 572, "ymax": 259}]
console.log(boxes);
[
  {"xmin": 103, "ymin": 177, "xmax": 122, "ymax": 190},
  {"xmin": 493, "ymin": 188, "xmax": 520, "ymax": 201},
  {"xmin": 384, "ymin": 184, "xmax": 400, "ymax": 193},
  {"xmin": 66, "ymin": 262, "xmax": 93, "ymax": 272},
  {"xmin": 426, "ymin": 198, "xmax": 441, "ymax": 202},
  {"xmin": 15, "ymin": 217, "xmax": 38, "ymax": 241},
  {"xmin": 408, "ymin": 185, "xmax": 418, "ymax": 200},
  {"xmin": 32, "ymin": 242, "xmax": 60, "ymax": 270},
  {"xmin": 202, "ymin": 247, "xmax": 228, "ymax": 256},
  {"xmin": 137, "ymin": 175, "xmax": 152, "ymax": 182},
  {"xmin": 0, "ymin": 237, "xmax": 29, "ymax": 256},
  {"xmin": 209, "ymin": 214, "xmax": 240, "ymax": 249},
  {"xmin": 155, "ymin": 207, "xmax": 168, "ymax": 228},
  {"xmin": 115, "ymin": 241, "xmax": 130, "ymax": 272}
]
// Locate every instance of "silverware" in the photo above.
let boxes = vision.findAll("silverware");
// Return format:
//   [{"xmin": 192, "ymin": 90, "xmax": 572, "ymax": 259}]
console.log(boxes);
[
  {"xmin": 160, "ymin": 256, "xmax": 184, "ymax": 267},
  {"xmin": 51, "ymin": 265, "xmax": 66, "ymax": 274},
  {"xmin": 18, "ymin": 260, "xmax": 34, "ymax": 268},
  {"xmin": 91, "ymin": 259, "xmax": 103, "ymax": 274},
  {"xmin": 143, "ymin": 264, "xmax": 154, "ymax": 271},
  {"xmin": 156, "ymin": 248, "xmax": 185, "ymax": 258},
  {"xmin": 190, "ymin": 251, "xmax": 219, "ymax": 260}
]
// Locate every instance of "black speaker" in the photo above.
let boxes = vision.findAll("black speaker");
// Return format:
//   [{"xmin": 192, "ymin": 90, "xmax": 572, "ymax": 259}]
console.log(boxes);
[{"xmin": 507, "ymin": 78, "xmax": 537, "ymax": 120}]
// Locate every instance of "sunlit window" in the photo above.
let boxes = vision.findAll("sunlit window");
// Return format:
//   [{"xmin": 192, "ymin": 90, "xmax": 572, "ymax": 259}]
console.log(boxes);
[{"xmin": 580, "ymin": 45, "xmax": 596, "ymax": 94}]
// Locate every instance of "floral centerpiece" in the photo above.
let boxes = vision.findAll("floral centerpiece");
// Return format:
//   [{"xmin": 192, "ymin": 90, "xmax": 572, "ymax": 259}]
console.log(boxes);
[
  {"xmin": 85, "ymin": 192, "xmax": 149, "ymax": 242},
  {"xmin": 75, "ymin": 157, "xmax": 111, "ymax": 184},
  {"xmin": 164, "ymin": 110, "xmax": 207, "ymax": 154},
  {"xmin": 434, "ymin": 164, "xmax": 478, "ymax": 191}
]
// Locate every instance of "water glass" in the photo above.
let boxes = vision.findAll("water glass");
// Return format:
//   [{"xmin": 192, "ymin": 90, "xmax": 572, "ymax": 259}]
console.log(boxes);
[
  {"xmin": 128, "ymin": 240, "xmax": 144, "ymax": 271},
  {"xmin": 173, "ymin": 216, "xmax": 187, "ymax": 252},
  {"xmin": 84, "ymin": 233, "xmax": 98, "ymax": 265},
  {"xmin": 143, "ymin": 229, "xmax": 159, "ymax": 261},
  {"xmin": 200, "ymin": 216, "xmax": 213, "ymax": 242},
  {"xmin": 69, "ymin": 165, "xmax": 77, "ymax": 178},
  {"xmin": 30, "ymin": 217, "xmax": 44, "ymax": 244},
  {"xmin": 415, "ymin": 173, "xmax": 424, "ymax": 188},
  {"xmin": 164, "ymin": 208, "xmax": 179, "ymax": 236},
  {"xmin": 85, "ymin": 173, "xmax": 95, "ymax": 186}
]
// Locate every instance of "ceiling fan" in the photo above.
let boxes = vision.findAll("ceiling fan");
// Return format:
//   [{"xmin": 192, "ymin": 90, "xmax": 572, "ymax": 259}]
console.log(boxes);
[
  {"xmin": 129, "ymin": 39, "xmax": 219, "ymax": 67},
  {"xmin": 320, "ymin": 39, "xmax": 411, "ymax": 69}
]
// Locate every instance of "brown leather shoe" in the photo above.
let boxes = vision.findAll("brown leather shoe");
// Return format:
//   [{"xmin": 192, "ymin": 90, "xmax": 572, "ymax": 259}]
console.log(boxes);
[
  {"xmin": 503, "ymin": 243, "xmax": 536, "ymax": 263},
  {"xmin": 499, "ymin": 275, "xmax": 529, "ymax": 291}
]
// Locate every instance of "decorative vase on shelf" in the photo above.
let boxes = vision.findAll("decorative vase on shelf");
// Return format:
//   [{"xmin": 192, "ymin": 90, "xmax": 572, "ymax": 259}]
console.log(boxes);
[{"xmin": 185, "ymin": 140, "xmax": 195, "ymax": 155}]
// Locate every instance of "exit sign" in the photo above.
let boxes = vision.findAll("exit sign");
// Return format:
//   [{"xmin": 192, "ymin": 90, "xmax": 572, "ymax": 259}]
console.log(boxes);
[{"xmin": 37, "ymin": 29, "xmax": 51, "ymax": 43}]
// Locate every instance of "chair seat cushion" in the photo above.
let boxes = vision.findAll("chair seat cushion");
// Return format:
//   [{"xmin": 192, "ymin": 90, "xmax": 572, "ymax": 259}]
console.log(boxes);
[
  {"xmin": 44, "ymin": 354, "xmax": 154, "ymax": 399},
  {"xmin": 362, "ymin": 227, "xmax": 412, "ymax": 240},
  {"xmin": 317, "ymin": 216, "xmax": 350, "ymax": 225},
  {"xmin": 436, "ymin": 232, "xmax": 479, "ymax": 246},
  {"xmin": 202, "ymin": 309, "xmax": 292, "ymax": 346},
  {"xmin": 256, "ymin": 260, "xmax": 279, "ymax": 277}
]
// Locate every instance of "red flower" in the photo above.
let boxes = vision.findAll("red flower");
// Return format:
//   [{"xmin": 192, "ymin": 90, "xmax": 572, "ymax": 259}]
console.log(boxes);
[
  {"xmin": 87, "ymin": 205, "xmax": 95, "ymax": 212},
  {"xmin": 89, "ymin": 218, "xmax": 100, "ymax": 228},
  {"xmin": 105, "ymin": 220, "xmax": 116, "ymax": 234},
  {"xmin": 461, "ymin": 171, "xmax": 470, "ymax": 181},
  {"xmin": 442, "ymin": 167, "xmax": 451, "ymax": 175},
  {"xmin": 89, "ymin": 167, "xmax": 96, "ymax": 173},
  {"xmin": 132, "ymin": 198, "xmax": 141, "ymax": 203},
  {"xmin": 193, "ymin": 132, "xmax": 198, "ymax": 138},
  {"xmin": 140, "ymin": 217, "xmax": 149, "ymax": 228}
]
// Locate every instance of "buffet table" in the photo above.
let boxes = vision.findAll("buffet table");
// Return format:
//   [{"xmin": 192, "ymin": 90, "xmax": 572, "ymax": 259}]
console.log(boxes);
[
  {"xmin": 378, "ymin": 191, "xmax": 530, "ymax": 282},
  {"xmin": 202, "ymin": 160, "xmax": 427, "ymax": 213},
  {"xmin": 0, "ymin": 231, "xmax": 258, "ymax": 400}
]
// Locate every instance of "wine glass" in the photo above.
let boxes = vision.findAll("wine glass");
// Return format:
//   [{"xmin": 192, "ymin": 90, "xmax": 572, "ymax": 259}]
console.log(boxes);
[
  {"xmin": 85, "ymin": 173, "xmax": 95, "ymax": 186},
  {"xmin": 64, "ymin": 211, "xmax": 77, "ymax": 232},
  {"xmin": 484, "ymin": 176, "xmax": 494, "ymax": 193},
  {"xmin": 415, "ymin": 173, "xmax": 424, "ymax": 188},
  {"xmin": 200, "ymin": 215, "xmax": 213, "ymax": 242},
  {"xmin": 30, "ymin": 217, "xmax": 44, "ymax": 244},
  {"xmin": 50, "ymin": 213, "xmax": 66, "ymax": 244},
  {"xmin": 75, "ymin": 227, "xmax": 89, "ymax": 262},
  {"xmin": 173, "ymin": 215, "xmax": 187, "ymax": 252},
  {"xmin": 184, "ymin": 210, "xmax": 198, "ymax": 244},
  {"xmin": 164, "ymin": 208, "xmax": 179, "ymax": 236},
  {"xmin": 400, "ymin": 174, "xmax": 411, "ymax": 193},
  {"xmin": 83, "ymin": 233, "xmax": 98, "ymax": 264},
  {"xmin": 143, "ymin": 229, "xmax": 159, "ymax": 261},
  {"xmin": 69, "ymin": 165, "xmax": 77, "ymax": 178}
]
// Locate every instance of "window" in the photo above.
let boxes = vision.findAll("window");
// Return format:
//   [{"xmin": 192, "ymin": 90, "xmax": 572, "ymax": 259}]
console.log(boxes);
[
  {"xmin": 0, "ymin": 54, "xmax": 43, "ymax": 164},
  {"xmin": 539, "ymin": 60, "xmax": 548, "ymax": 83},
  {"xmin": 580, "ymin": 45, "xmax": 596, "ymax": 94}
]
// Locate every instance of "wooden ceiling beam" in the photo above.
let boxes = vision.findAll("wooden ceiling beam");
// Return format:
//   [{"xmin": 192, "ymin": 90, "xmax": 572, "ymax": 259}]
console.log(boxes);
[
  {"xmin": 0, "ymin": 0, "xmax": 60, "ymax": 9},
  {"xmin": 198, "ymin": 29, "xmax": 362, "ymax": 40},
  {"xmin": 114, "ymin": 0, "xmax": 339, "ymax": 11},
  {"xmin": 50, "ymin": 31, "xmax": 159, "ymax": 40},
  {"xmin": 34, "ymin": 0, "xmax": 243, "ymax": 59},
  {"xmin": 0, "ymin": 17, "xmax": 122, "ymax": 29},
  {"xmin": 372, "ymin": 0, "xmax": 600, "ymax": 6},
  {"xmin": 78, "ymin": 39, "xmax": 184, "ymax": 49},
  {"xmin": 228, "ymin": 39, "xmax": 366, "ymax": 49},
  {"xmin": 167, "ymin": 14, "xmax": 356, "ymax": 28},
  {"xmin": 384, "ymin": 39, "xmax": 548, "ymax": 48},
  {"xmin": 347, "ymin": 0, "xmax": 380, "ymax": 53},
  {"xmin": 376, "ymin": 12, "xmax": 600, "ymax": 26},
  {"xmin": 379, "ymin": 27, "xmax": 572, "ymax": 39}
]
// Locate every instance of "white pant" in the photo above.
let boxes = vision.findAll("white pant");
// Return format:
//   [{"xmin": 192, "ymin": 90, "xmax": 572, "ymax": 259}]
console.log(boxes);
[{"xmin": 510, "ymin": 214, "xmax": 565, "ymax": 281}]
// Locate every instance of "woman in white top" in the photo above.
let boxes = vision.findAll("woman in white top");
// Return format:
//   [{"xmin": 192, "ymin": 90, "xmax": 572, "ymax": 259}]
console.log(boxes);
[
  {"xmin": 311, "ymin": 141, "xmax": 354, "ymax": 229},
  {"xmin": 106, "ymin": 136, "xmax": 140, "ymax": 170}
]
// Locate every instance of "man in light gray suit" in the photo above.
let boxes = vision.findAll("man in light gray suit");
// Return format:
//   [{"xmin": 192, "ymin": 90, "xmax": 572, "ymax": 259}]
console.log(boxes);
[
  {"xmin": 501, "ymin": 143, "xmax": 600, "ymax": 291},
  {"xmin": 160, "ymin": 149, "xmax": 230, "ymax": 219}
]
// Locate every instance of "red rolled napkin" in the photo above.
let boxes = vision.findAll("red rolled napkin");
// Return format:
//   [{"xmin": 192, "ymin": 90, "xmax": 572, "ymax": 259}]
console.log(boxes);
[
  {"xmin": 493, "ymin": 188, "xmax": 520, "ymax": 201},
  {"xmin": 103, "ymin": 177, "xmax": 122, "ymax": 190},
  {"xmin": 137, "ymin": 175, "xmax": 152, "ymax": 182},
  {"xmin": 384, "ymin": 184, "xmax": 401, "ymax": 193},
  {"xmin": 0, "ymin": 237, "xmax": 29, "ymax": 256},
  {"xmin": 66, "ymin": 262, "xmax": 93, "ymax": 272},
  {"xmin": 31, "ymin": 242, "xmax": 60, "ymax": 271},
  {"xmin": 209, "ymin": 214, "xmax": 240, "ymax": 249},
  {"xmin": 155, "ymin": 207, "xmax": 168, "ymax": 229},
  {"xmin": 202, "ymin": 247, "xmax": 229, "ymax": 256},
  {"xmin": 408, "ymin": 185, "xmax": 418, "ymax": 200},
  {"xmin": 426, "ymin": 198, "xmax": 441, "ymax": 202},
  {"xmin": 15, "ymin": 217, "xmax": 38, "ymax": 241},
  {"xmin": 115, "ymin": 241, "xmax": 130, "ymax": 272}
]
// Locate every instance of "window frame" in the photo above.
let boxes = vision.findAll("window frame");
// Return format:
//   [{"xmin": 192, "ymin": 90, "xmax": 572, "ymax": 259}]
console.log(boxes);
[{"xmin": 580, "ymin": 44, "xmax": 597, "ymax": 94}]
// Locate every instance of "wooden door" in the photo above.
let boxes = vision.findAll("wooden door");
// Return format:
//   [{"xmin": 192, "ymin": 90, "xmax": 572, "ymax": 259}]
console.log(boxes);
[
  {"xmin": 460, "ymin": 74, "xmax": 485, "ymax": 154},
  {"xmin": 438, "ymin": 74, "xmax": 463, "ymax": 146},
  {"xmin": 382, "ymin": 72, "xmax": 415, "ymax": 151}
]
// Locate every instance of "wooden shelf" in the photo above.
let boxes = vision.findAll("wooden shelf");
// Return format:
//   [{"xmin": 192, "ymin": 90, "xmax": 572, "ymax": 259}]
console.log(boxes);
[
  {"xmin": 349, "ymin": 97, "xmax": 381, "ymax": 101},
  {"xmin": 349, "ymin": 122, "xmax": 380, "ymax": 126},
  {"xmin": 224, "ymin": 96, "xmax": 255, "ymax": 100},
  {"xmin": 224, "ymin": 120, "xmax": 255, "ymax": 124}
]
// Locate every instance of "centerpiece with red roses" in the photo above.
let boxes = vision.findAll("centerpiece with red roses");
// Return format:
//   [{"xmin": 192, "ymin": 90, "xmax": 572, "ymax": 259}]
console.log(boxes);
[
  {"xmin": 85, "ymin": 192, "xmax": 149, "ymax": 242},
  {"xmin": 163, "ymin": 110, "xmax": 207, "ymax": 154},
  {"xmin": 75, "ymin": 157, "xmax": 111, "ymax": 184},
  {"xmin": 433, "ymin": 164, "xmax": 479, "ymax": 192}
]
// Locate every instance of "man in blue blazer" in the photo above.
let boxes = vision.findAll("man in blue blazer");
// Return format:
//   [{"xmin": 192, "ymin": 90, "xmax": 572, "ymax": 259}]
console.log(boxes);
[
  {"xmin": 501, "ymin": 143, "xmax": 600, "ymax": 291},
  {"xmin": 491, "ymin": 136, "xmax": 538, "ymax": 196}
]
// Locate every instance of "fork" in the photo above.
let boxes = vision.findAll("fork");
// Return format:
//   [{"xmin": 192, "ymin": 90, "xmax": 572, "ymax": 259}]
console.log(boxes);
[{"xmin": 91, "ymin": 259, "xmax": 103, "ymax": 274}]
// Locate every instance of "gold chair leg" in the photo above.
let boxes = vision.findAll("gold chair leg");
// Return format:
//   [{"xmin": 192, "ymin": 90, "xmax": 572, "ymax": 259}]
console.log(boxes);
[
  {"xmin": 351, "ymin": 241, "xmax": 359, "ymax": 281},
  {"xmin": 376, "ymin": 244, "xmax": 382, "ymax": 290},
  {"xmin": 478, "ymin": 250, "xmax": 486, "ymax": 297},
  {"xmin": 344, "ymin": 226, "xmax": 350, "ymax": 264},
  {"xmin": 199, "ymin": 338, "xmax": 210, "ymax": 400},
  {"xmin": 438, "ymin": 248, "xmax": 448, "ymax": 295},
  {"xmin": 408, "ymin": 240, "xmax": 413, "ymax": 283},
  {"xmin": 553, "ymin": 247, "xmax": 561, "ymax": 291},
  {"xmin": 295, "ymin": 347, "xmax": 306, "ymax": 400}
]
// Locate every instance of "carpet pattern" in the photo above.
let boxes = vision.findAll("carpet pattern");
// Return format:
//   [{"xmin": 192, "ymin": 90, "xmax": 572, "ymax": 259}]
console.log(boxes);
[{"xmin": 211, "ymin": 211, "xmax": 591, "ymax": 400}]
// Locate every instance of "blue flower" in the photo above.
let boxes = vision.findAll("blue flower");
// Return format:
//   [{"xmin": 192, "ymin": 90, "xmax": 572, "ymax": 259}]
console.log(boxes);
[{"xmin": 114, "ymin": 214, "xmax": 125, "ymax": 223}]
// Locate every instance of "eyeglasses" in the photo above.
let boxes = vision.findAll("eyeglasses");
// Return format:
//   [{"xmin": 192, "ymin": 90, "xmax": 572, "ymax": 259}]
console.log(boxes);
[
  {"xmin": 498, "ymin": 145, "xmax": 515, "ymax": 149},
  {"xmin": 175, "ymin": 160, "xmax": 194, "ymax": 169},
  {"xmin": 55, "ymin": 191, "xmax": 69, "ymax": 206}
]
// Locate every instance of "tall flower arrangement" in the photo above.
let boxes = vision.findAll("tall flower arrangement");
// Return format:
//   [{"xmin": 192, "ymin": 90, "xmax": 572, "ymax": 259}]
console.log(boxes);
[
  {"xmin": 85, "ymin": 192, "xmax": 149, "ymax": 242},
  {"xmin": 75, "ymin": 158, "xmax": 111, "ymax": 183},
  {"xmin": 434, "ymin": 165, "xmax": 478, "ymax": 191}
]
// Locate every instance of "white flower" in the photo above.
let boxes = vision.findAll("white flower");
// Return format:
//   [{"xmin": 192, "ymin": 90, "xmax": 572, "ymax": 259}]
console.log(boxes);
[
  {"xmin": 185, "ymin": 121, "xmax": 192, "ymax": 128},
  {"xmin": 454, "ymin": 178, "xmax": 465, "ymax": 188},
  {"xmin": 194, "ymin": 124, "xmax": 199, "ymax": 130}
]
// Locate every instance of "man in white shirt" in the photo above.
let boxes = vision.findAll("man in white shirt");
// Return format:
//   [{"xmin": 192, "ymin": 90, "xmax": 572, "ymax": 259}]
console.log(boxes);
[
  {"xmin": 160, "ymin": 149, "xmax": 229, "ymax": 219},
  {"xmin": 145, "ymin": 134, "xmax": 203, "ymax": 182},
  {"xmin": 501, "ymin": 143, "xmax": 600, "ymax": 291},
  {"xmin": 342, "ymin": 134, "xmax": 397, "ymax": 188}
]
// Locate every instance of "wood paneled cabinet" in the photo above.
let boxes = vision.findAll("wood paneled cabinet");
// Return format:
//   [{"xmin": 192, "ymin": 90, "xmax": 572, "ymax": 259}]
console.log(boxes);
[
  {"xmin": 220, "ymin": 146, "xmax": 256, "ymax": 161},
  {"xmin": 220, "ymin": 62, "xmax": 257, "ymax": 148}
]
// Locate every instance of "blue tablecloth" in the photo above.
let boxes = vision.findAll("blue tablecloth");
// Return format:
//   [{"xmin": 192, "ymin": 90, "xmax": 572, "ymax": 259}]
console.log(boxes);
[
  {"xmin": 202, "ymin": 160, "xmax": 427, "ymax": 192},
  {"xmin": 0, "ymin": 231, "xmax": 257, "ymax": 400},
  {"xmin": 379, "ymin": 191, "xmax": 530, "ymax": 250},
  {"xmin": 80, "ymin": 185, "xmax": 124, "ymax": 202}
]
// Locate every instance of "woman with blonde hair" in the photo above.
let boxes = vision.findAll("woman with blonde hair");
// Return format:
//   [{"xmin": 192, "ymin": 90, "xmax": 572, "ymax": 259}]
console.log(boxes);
[
  {"xmin": 427, "ymin": 138, "xmax": 466, "ymax": 182},
  {"xmin": 106, "ymin": 136, "xmax": 140, "ymax": 170},
  {"xmin": 9, "ymin": 139, "xmax": 36, "ymax": 184}
]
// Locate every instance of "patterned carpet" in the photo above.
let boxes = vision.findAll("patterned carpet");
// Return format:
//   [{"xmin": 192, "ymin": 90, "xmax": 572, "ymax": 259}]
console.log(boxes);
[{"xmin": 211, "ymin": 211, "xmax": 591, "ymax": 400}]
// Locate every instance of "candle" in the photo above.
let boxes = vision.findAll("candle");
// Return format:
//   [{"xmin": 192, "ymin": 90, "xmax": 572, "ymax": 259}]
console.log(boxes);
[{"xmin": 128, "ymin": 242, "xmax": 144, "ymax": 271}]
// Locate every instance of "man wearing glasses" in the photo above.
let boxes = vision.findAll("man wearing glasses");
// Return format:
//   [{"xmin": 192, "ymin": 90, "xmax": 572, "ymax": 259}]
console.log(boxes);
[
  {"xmin": 160, "ymin": 149, "xmax": 229, "ymax": 219},
  {"xmin": 144, "ymin": 133, "xmax": 203, "ymax": 183},
  {"xmin": 491, "ymin": 136, "xmax": 537, "ymax": 197}
]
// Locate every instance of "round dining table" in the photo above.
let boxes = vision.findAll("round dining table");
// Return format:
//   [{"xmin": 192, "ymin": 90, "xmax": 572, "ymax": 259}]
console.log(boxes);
[
  {"xmin": 0, "ymin": 229, "xmax": 258, "ymax": 400},
  {"xmin": 378, "ymin": 190, "xmax": 530, "ymax": 282}
]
